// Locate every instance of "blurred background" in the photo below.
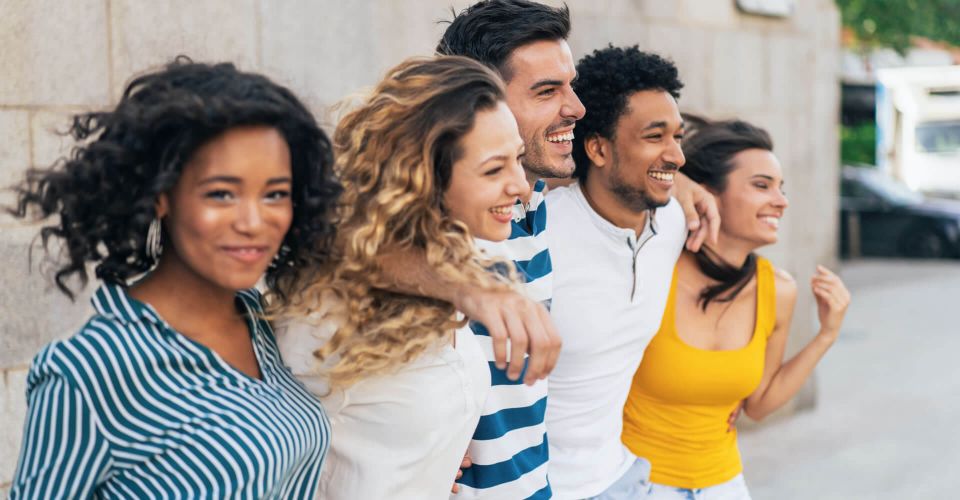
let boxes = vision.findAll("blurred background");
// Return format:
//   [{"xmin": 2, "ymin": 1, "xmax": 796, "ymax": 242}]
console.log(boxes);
[{"xmin": 0, "ymin": 0, "xmax": 956, "ymax": 498}]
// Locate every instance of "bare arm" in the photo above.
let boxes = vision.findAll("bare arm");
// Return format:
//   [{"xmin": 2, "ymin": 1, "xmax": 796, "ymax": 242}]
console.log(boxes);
[
  {"xmin": 377, "ymin": 248, "xmax": 561, "ymax": 384},
  {"xmin": 744, "ymin": 266, "xmax": 851, "ymax": 421},
  {"xmin": 672, "ymin": 172, "xmax": 721, "ymax": 252}
]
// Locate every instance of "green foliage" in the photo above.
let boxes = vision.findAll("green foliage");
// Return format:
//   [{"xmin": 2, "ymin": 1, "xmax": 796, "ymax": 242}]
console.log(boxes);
[
  {"xmin": 841, "ymin": 122, "xmax": 877, "ymax": 165},
  {"xmin": 837, "ymin": 0, "xmax": 960, "ymax": 53}
]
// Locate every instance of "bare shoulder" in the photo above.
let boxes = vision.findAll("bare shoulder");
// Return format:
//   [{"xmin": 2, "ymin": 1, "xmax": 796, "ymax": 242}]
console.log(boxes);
[{"xmin": 771, "ymin": 264, "xmax": 797, "ymax": 295}]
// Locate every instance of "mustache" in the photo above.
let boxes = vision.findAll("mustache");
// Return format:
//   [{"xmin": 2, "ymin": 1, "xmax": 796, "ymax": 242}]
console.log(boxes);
[
  {"xmin": 545, "ymin": 119, "xmax": 577, "ymax": 135},
  {"xmin": 655, "ymin": 162, "xmax": 681, "ymax": 172}
]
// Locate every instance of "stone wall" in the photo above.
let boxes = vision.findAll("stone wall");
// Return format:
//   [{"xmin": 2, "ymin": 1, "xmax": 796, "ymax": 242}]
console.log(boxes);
[{"xmin": 0, "ymin": 0, "xmax": 840, "ymax": 491}]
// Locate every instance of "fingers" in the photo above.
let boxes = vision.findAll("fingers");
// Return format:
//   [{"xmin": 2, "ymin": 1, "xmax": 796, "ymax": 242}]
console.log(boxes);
[
  {"xmin": 503, "ymin": 310, "xmax": 528, "ymax": 381},
  {"xmin": 521, "ymin": 309, "xmax": 548, "ymax": 386},
  {"xmin": 537, "ymin": 303, "xmax": 562, "ymax": 379},
  {"xmin": 685, "ymin": 217, "xmax": 708, "ymax": 252},
  {"xmin": 485, "ymin": 312, "xmax": 509, "ymax": 371},
  {"xmin": 460, "ymin": 454, "xmax": 472, "ymax": 469},
  {"xmin": 701, "ymin": 198, "xmax": 721, "ymax": 246}
]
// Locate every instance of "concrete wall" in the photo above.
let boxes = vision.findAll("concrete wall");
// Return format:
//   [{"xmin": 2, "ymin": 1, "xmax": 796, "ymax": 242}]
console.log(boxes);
[{"xmin": 0, "ymin": 0, "xmax": 841, "ymax": 491}]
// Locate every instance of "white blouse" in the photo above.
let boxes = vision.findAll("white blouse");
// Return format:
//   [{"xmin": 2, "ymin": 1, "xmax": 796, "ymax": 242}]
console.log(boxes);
[{"xmin": 278, "ymin": 315, "xmax": 489, "ymax": 500}]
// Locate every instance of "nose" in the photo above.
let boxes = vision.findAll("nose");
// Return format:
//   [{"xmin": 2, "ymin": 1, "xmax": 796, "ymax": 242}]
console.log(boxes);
[
  {"xmin": 234, "ymin": 198, "xmax": 264, "ymax": 234},
  {"xmin": 774, "ymin": 188, "xmax": 789, "ymax": 209},
  {"xmin": 664, "ymin": 138, "xmax": 685, "ymax": 168},
  {"xmin": 562, "ymin": 87, "xmax": 586, "ymax": 121},
  {"xmin": 506, "ymin": 162, "xmax": 530, "ymax": 199}
]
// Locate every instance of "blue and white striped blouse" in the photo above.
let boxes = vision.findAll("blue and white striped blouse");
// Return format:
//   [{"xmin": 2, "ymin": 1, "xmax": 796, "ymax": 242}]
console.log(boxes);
[{"xmin": 10, "ymin": 283, "xmax": 330, "ymax": 499}]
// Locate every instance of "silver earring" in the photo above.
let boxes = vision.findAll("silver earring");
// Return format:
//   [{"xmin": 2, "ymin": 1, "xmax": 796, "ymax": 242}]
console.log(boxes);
[{"xmin": 146, "ymin": 218, "xmax": 163, "ymax": 260}]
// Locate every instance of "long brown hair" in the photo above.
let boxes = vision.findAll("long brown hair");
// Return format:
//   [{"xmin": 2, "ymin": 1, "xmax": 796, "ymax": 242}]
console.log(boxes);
[{"xmin": 278, "ymin": 56, "xmax": 519, "ymax": 387}]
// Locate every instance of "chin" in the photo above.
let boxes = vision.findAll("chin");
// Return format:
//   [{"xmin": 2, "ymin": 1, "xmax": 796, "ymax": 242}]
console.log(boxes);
[{"xmin": 477, "ymin": 227, "xmax": 512, "ymax": 243}]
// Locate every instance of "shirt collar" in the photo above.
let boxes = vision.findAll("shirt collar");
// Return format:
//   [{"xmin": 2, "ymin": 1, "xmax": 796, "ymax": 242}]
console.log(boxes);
[
  {"xmin": 91, "ymin": 282, "xmax": 161, "ymax": 325},
  {"xmin": 572, "ymin": 182, "xmax": 659, "ymax": 240}
]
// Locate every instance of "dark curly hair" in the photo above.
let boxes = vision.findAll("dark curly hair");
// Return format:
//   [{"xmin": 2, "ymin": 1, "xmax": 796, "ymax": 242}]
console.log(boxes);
[
  {"xmin": 572, "ymin": 45, "xmax": 683, "ymax": 180},
  {"xmin": 682, "ymin": 115, "xmax": 774, "ymax": 310},
  {"xmin": 8, "ymin": 57, "xmax": 342, "ymax": 300},
  {"xmin": 436, "ymin": 0, "xmax": 570, "ymax": 81}
]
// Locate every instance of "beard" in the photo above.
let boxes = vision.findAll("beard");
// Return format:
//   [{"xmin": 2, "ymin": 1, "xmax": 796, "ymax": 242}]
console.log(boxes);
[
  {"xmin": 520, "ymin": 121, "xmax": 577, "ymax": 179},
  {"xmin": 607, "ymin": 151, "xmax": 673, "ymax": 213}
]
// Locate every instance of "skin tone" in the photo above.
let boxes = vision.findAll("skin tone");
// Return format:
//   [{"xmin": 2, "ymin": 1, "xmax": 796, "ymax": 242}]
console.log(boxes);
[
  {"xmin": 502, "ymin": 39, "xmax": 585, "ymax": 186},
  {"xmin": 670, "ymin": 148, "xmax": 850, "ymax": 425},
  {"xmin": 581, "ymin": 90, "xmax": 685, "ymax": 235},
  {"xmin": 444, "ymin": 102, "xmax": 529, "ymax": 242},
  {"xmin": 130, "ymin": 126, "xmax": 294, "ymax": 380}
]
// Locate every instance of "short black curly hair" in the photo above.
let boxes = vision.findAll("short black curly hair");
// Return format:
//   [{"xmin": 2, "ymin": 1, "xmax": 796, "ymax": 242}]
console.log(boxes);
[
  {"xmin": 9, "ymin": 57, "xmax": 342, "ymax": 300},
  {"xmin": 436, "ymin": 0, "xmax": 570, "ymax": 81},
  {"xmin": 572, "ymin": 45, "xmax": 684, "ymax": 179}
]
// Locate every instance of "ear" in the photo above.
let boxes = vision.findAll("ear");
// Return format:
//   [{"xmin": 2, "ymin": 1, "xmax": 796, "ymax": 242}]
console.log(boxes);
[
  {"xmin": 584, "ymin": 135, "xmax": 609, "ymax": 169},
  {"xmin": 155, "ymin": 193, "xmax": 169, "ymax": 219}
]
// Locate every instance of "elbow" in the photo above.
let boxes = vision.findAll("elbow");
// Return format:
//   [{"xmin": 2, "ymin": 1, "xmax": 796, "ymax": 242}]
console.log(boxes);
[{"xmin": 743, "ymin": 406, "xmax": 769, "ymax": 422}]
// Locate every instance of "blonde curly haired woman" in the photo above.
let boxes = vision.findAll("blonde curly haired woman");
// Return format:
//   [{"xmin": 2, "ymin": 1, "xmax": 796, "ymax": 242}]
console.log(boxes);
[{"xmin": 274, "ymin": 56, "xmax": 528, "ymax": 499}]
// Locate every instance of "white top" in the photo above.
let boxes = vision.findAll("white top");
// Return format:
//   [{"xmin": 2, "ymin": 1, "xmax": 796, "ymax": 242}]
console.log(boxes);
[
  {"xmin": 278, "ymin": 314, "xmax": 489, "ymax": 500},
  {"xmin": 544, "ymin": 184, "xmax": 686, "ymax": 499}
]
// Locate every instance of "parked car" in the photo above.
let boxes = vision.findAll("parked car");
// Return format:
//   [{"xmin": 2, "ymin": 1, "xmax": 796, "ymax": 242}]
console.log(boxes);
[{"xmin": 840, "ymin": 165, "xmax": 960, "ymax": 259}]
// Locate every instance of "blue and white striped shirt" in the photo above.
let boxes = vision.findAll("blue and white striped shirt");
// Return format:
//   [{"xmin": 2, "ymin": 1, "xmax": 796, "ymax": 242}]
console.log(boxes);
[
  {"xmin": 455, "ymin": 179, "xmax": 553, "ymax": 499},
  {"xmin": 10, "ymin": 284, "xmax": 330, "ymax": 499}
]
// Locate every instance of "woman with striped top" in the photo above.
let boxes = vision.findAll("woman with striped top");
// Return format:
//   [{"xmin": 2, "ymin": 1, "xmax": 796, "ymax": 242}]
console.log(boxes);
[
  {"xmin": 274, "ymin": 56, "xmax": 526, "ymax": 499},
  {"xmin": 8, "ymin": 59, "xmax": 341, "ymax": 499}
]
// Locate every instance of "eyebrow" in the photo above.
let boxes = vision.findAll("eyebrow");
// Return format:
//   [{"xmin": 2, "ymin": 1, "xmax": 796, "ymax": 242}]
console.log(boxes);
[
  {"xmin": 642, "ymin": 120, "xmax": 685, "ymax": 132},
  {"xmin": 529, "ymin": 79, "xmax": 563, "ymax": 91},
  {"xmin": 198, "ymin": 175, "xmax": 292, "ymax": 186},
  {"xmin": 751, "ymin": 174, "xmax": 783, "ymax": 184}
]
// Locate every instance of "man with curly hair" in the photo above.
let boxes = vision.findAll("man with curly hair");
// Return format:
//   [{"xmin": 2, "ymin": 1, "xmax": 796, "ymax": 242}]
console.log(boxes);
[
  {"xmin": 543, "ymin": 45, "xmax": 690, "ymax": 499},
  {"xmin": 437, "ymin": 2, "xmax": 718, "ymax": 498}
]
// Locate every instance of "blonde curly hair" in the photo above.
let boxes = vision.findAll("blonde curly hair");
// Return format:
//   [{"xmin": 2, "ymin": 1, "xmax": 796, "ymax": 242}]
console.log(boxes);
[{"xmin": 278, "ymin": 56, "xmax": 519, "ymax": 387}]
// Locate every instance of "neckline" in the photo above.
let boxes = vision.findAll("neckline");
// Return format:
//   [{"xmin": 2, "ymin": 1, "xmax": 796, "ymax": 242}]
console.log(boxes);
[
  {"xmin": 669, "ymin": 262, "xmax": 765, "ymax": 353},
  {"xmin": 125, "ymin": 288, "xmax": 269, "ymax": 384}
]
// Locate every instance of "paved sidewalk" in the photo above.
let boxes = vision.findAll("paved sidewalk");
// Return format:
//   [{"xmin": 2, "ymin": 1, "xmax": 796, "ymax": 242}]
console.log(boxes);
[{"xmin": 739, "ymin": 259, "xmax": 960, "ymax": 499}]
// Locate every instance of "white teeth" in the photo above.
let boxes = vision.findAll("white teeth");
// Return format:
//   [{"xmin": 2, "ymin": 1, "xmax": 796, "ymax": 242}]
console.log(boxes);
[
  {"xmin": 648, "ymin": 171, "xmax": 675, "ymax": 182},
  {"xmin": 489, "ymin": 206, "xmax": 512, "ymax": 215},
  {"xmin": 760, "ymin": 216, "xmax": 780, "ymax": 228},
  {"xmin": 546, "ymin": 131, "xmax": 575, "ymax": 142}
]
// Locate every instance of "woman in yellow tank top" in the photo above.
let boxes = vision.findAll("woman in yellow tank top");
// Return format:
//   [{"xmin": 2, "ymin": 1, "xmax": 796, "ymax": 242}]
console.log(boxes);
[{"xmin": 621, "ymin": 118, "xmax": 851, "ymax": 499}]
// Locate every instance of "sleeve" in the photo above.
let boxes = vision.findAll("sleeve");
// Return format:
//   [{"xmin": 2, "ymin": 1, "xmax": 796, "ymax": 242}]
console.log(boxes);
[{"xmin": 9, "ymin": 360, "xmax": 110, "ymax": 500}]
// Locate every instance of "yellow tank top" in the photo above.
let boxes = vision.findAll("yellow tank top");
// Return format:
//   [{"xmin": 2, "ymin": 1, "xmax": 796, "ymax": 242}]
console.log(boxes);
[{"xmin": 622, "ymin": 257, "xmax": 776, "ymax": 489}]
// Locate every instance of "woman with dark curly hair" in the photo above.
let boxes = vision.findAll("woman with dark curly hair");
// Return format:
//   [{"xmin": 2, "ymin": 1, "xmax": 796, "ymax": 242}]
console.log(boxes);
[{"xmin": 8, "ymin": 58, "xmax": 341, "ymax": 499}]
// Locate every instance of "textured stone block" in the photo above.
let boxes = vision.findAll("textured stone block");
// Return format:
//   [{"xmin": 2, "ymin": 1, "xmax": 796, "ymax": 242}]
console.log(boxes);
[
  {"xmin": 642, "ymin": 24, "xmax": 709, "ymax": 113},
  {"xmin": 0, "ymin": 0, "xmax": 110, "ymax": 106},
  {"xmin": 710, "ymin": 30, "xmax": 767, "ymax": 112},
  {"xmin": 0, "ymin": 368, "xmax": 28, "ymax": 487},
  {"xmin": 0, "ymin": 227, "xmax": 91, "ymax": 368},
  {"xmin": 30, "ymin": 110, "xmax": 77, "ymax": 172},
  {"xmin": 682, "ymin": 0, "xmax": 737, "ymax": 26},
  {"xmin": 0, "ymin": 110, "xmax": 31, "ymax": 228},
  {"xmin": 110, "ymin": 0, "xmax": 259, "ymax": 100},
  {"xmin": 767, "ymin": 36, "xmax": 814, "ymax": 112},
  {"xmin": 260, "ymin": 0, "xmax": 383, "ymax": 119}
]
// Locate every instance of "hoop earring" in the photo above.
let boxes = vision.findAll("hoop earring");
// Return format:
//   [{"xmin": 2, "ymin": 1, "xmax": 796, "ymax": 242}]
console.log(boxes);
[{"xmin": 146, "ymin": 218, "xmax": 163, "ymax": 261}]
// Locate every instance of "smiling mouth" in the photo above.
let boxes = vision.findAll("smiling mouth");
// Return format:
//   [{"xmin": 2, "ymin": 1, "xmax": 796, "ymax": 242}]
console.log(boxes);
[
  {"xmin": 648, "ymin": 171, "xmax": 675, "ymax": 182},
  {"xmin": 759, "ymin": 216, "xmax": 780, "ymax": 229},
  {"xmin": 546, "ymin": 130, "xmax": 575, "ymax": 143},
  {"xmin": 222, "ymin": 246, "xmax": 270, "ymax": 263}
]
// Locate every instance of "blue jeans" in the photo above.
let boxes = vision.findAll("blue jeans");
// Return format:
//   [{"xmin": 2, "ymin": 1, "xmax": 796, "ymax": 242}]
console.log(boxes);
[
  {"xmin": 646, "ymin": 474, "xmax": 752, "ymax": 500},
  {"xmin": 584, "ymin": 458, "xmax": 652, "ymax": 500}
]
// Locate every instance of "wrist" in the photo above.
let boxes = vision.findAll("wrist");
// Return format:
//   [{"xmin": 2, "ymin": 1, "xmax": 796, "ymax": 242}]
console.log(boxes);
[{"xmin": 816, "ymin": 328, "xmax": 839, "ymax": 345}]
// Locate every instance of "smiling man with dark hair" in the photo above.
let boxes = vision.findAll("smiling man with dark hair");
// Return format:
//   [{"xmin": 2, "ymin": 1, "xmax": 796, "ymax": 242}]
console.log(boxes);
[{"xmin": 544, "ymin": 45, "xmax": 690, "ymax": 499}]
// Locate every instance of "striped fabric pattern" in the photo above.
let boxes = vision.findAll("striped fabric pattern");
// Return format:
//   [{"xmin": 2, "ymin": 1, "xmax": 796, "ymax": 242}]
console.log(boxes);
[
  {"xmin": 455, "ymin": 179, "xmax": 553, "ymax": 499},
  {"xmin": 10, "ymin": 284, "xmax": 330, "ymax": 500}
]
